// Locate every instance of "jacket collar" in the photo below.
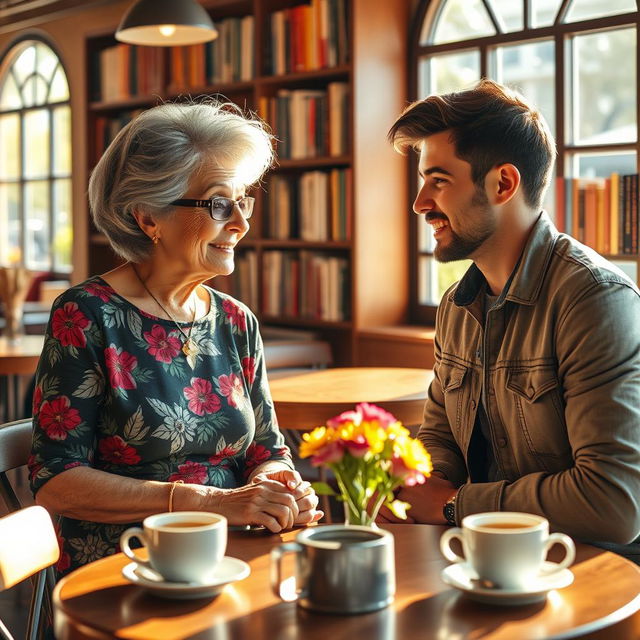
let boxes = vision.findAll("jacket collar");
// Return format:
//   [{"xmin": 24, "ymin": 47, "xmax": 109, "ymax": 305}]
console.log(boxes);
[{"xmin": 451, "ymin": 211, "xmax": 558, "ymax": 308}]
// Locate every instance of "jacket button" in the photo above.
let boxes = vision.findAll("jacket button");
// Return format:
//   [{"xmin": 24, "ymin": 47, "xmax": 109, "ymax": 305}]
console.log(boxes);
[{"xmin": 497, "ymin": 438, "xmax": 507, "ymax": 448}]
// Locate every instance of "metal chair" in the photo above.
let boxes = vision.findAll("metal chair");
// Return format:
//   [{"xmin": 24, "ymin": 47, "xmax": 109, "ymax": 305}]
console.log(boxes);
[
  {"xmin": 0, "ymin": 506, "xmax": 59, "ymax": 640},
  {"xmin": 0, "ymin": 419, "xmax": 55, "ymax": 640}
]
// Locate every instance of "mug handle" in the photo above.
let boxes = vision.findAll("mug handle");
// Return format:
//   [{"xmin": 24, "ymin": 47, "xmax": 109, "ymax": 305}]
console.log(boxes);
[
  {"xmin": 119, "ymin": 527, "xmax": 152, "ymax": 570},
  {"xmin": 270, "ymin": 542, "xmax": 302, "ymax": 602},
  {"xmin": 440, "ymin": 527, "xmax": 467, "ymax": 563},
  {"xmin": 540, "ymin": 533, "xmax": 576, "ymax": 575}
]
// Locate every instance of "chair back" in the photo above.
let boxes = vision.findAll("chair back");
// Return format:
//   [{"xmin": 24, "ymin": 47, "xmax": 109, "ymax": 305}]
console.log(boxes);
[
  {"xmin": 0, "ymin": 419, "xmax": 33, "ymax": 513},
  {"xmin": 0, "ymin": 419, "xmax": 55, "ymax": 640},
  {"xmin": 0, "ymin": 506, "xmax": 59, "ymax": 591}
]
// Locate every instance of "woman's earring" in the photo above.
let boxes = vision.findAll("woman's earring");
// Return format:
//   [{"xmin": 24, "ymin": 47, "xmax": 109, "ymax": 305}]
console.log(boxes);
[{"xmin": 152, "ymin": 234, "xmax": 159, "ymax": 244}]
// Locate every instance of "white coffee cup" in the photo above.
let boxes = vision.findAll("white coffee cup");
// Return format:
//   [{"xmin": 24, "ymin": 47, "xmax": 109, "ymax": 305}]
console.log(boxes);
[
  {"xmin": 120, "ymin": 511, "xmax": 227, "ymax": 584},
  {"xmin": 440, "ymin": 511, "xmax": 575, "ymax": 590}
]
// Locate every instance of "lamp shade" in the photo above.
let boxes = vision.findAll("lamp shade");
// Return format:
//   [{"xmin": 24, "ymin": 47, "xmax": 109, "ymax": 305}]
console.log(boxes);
[{"xmin": 115, "ymin": 0, "xmax": 218, "ymax": 47}]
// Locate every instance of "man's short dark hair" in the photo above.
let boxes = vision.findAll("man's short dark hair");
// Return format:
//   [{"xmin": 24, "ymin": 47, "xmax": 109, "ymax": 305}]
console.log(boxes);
[{"xmin": 388, "ymin": 79, "xmax": 556, "ymax": 209}]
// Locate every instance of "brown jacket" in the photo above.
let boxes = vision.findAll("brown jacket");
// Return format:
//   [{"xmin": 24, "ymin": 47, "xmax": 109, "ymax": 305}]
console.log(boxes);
[{"xmin": 419, "ymin": 212, "xmax": 640, "ymax": 547}]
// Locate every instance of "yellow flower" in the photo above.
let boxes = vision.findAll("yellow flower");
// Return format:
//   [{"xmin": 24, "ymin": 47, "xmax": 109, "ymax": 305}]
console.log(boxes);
[{"xmin": 299, "ymin": 425, "xmax": 336, "ymax": 458}]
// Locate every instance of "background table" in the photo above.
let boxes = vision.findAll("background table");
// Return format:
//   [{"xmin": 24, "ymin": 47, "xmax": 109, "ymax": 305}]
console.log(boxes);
[
  {"xmin": 269, "ymin": 367, "xmax": 434, "ymax": 430},
  {"xmin": 0, "ymin": 335, "xmax": 44, "ymax": 423},
  {"xmin": 53, "ymin": 524, "xmax": 640, "ymax": 640}
]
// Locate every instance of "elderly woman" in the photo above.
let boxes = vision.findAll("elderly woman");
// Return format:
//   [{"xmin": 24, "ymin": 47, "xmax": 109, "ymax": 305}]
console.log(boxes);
[{"xmin": 28, "ymin": 102, "xmax": 322, "ymax": 576}]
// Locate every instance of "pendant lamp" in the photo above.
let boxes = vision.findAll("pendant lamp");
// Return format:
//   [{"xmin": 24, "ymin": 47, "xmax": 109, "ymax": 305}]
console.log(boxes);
[{"xmin": 115, "ymin": 0, "xmax": 218, "ymax": 47}]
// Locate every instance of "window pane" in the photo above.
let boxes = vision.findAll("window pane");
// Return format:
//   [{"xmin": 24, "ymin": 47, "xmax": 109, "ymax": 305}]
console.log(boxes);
[
  {"xmin": 487, "ymin": 0, "xmax": 523, "ymax": 32},
  {"xmin": 566, "ymin": 0, "xmax": 636, "ymax": 23},
  {"xmin": 13, "ymin": 45, "xmax": 35, "ymax": 86},
  {"xmin": 573, "ymin": 28, "xmax": 636, "ymax": 145},
  {"xmin": 0, "ymin": 183, "xmax": 20, "ymax": 265},
  {"xmin": 492, "ymin": 40, "xmax": 555, "ymax": 135},
  {"xmin": 572, "ymin": 151, "xmax": 636, "ymax": 177},
  {"xmin": 53, "ymin": 106, "xmax": 71, "ymax": 175},
  {"xmin": 35, "ymin": 42, "xmax": 58, "ymax": 83},
  {"xmin": 531, "ymin": 0, "xmax": 563, "ymax": 27},
  {"xmin": 49, "ymin": 66, "xmax": 69, "ymax": 102},
  {"xmin": 53, "ymin": 178, "xmax": 72, "ymax": 271},
  {"xmin": 420, "ymin": 256, "xmax": 472, "ymax": 305},
  {"xmin": 0, "ymin": 73, "xmax": 22, "ymax": 110},
  {"xmin": 419, "ymin": 50, "xmax": 481, "ymax": 98},
  {"xmin": 24, "ymin": 109, "xmax": 50, "ymax": 178},
  {"xmin": 24, "ymin": 181, "xmax": 50, "ymax": 269},
  {"xmin": 432, "ymin": 0, "xmax": 496, "ymax": 45},
  {"xmin": 0, "ymin": 114, "xmax": 20, "ymax": 179}
]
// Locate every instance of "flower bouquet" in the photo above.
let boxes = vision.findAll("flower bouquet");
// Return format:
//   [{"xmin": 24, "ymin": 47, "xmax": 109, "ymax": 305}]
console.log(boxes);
[{"xmin": 299, "ymin": 403, "xmax": 432, "ymax": 526}]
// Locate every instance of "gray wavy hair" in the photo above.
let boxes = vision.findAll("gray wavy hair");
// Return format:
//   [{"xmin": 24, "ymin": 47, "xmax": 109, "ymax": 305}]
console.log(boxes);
[{"xmin": 88, "ymin": 101, "xmax": 275, "ymax": 263}]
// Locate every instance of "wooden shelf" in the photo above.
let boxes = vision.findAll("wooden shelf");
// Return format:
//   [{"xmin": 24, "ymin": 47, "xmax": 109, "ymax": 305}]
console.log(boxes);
[{"xmin": 82, "ymin": 0, "xmax": 409, "ymax": 364}]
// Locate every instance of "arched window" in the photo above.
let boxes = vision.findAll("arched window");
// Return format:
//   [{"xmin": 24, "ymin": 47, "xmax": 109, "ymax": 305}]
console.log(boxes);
[
  {"xmin": 411, "ymin": 0, "xmax": 638, "ymax": 323},
  {"xmin": 0, "ymin": 39, "xmax": 72, "ymax": 272}
]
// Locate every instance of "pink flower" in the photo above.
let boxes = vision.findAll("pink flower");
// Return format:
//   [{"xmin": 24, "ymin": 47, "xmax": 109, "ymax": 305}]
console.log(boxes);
[
  {"xmin": 217, "ymin": 373, "xmax": 244, "ymax": 408},
  {"xmin": 55, "ymin": 530, "xmax": 71, "ymax": 573},
  {"xmin": 342, "ymin": 436, "xmax": 369, "ymax": 458},
  {"xmin": 184, "ymin": 378, "xmax": 222, "ymax": 416},
  {"xmin": 244, "ymin": 442, "xmax": 271, "ymax": 475},
  {"xmin": 104, "ymin": 346, "xmax": 137, "ymax": 389},
  {"xmin": 84, "ymin": 282, "xmax": 114, "ymax": 302},
  {"xmin": 390, "ymin": 455, "xmax": 427, "ymax": 486},
  {"xmin": 327, "ymin": 409, "xmax": 361, "ymax": 429},
  {"xmin": 51, "ymin": 302, "xmax": 91, "ymax": 348},
  {"xmin": 358, "ymin": 403, "xmax": 397, "ymax": 428},
  {"xmin": 64, "ymin": 461, "xmax": 83, "ymax": 470},
  {"xmin": 241, "ymin": 357, "xmax": 256, "ymax": 386},
  {"xmin": 222, "ymin": 299, "xmax": 247, "ymax": 331},
  {"xmin": 310, "ymin": 440, "xmax": 346, "ymax": 465},
  {"xmin": 144, "ymin": 325, "xmax": 181, "ymax": 363},
  {"xmin": 39, "ymin": 396, "xmax": 81, "ymax": 440},
  {"xmin": 169, "ymin": 461, "xmax": 208, "ymax": 484},
  {"xmin": 27, "ymin": 454, "xmax": 43, "ymax": 482},
  {"xmin": 98, "ymin": 436, "xmax": 141, "ymax": 465}
]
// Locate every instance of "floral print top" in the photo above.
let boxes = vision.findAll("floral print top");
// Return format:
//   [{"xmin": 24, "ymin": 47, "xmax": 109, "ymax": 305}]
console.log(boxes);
[{"xmin": 28, "ymin": 277, "xmax": 291, "ymax": 576}]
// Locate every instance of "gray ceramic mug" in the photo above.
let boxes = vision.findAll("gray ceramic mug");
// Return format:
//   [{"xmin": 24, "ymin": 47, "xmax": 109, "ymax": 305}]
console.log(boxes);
[{"xmin": 271, "ymin": 525, "xmax": 395, "ymax": 614}]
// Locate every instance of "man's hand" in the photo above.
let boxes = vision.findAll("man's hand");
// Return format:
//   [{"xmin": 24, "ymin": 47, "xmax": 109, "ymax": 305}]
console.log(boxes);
[{"xmin": 376, "ymin": 475, "xmax": 457, "ymax": 524}]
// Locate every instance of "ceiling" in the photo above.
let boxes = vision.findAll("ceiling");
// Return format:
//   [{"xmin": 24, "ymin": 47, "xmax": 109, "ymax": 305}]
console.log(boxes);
[{"xmin": 0, "ymin": 0, "xmax": 113, "ymax": 31}]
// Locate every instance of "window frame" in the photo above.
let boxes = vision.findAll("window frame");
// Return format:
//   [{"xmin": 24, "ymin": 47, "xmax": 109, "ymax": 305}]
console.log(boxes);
[
  {"xmin": 0, "ymin": 34, "xmax": 72, "ymax": 274},
  {"xmin": 409, "ymin": 0, "xmax": 640, "ymax": 325}
]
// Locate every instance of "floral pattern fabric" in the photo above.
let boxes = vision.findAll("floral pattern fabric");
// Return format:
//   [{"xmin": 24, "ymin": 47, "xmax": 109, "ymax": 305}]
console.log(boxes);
[{"xmin": 29, "ymin": 277, "xmax": 291, "ymax": 576}]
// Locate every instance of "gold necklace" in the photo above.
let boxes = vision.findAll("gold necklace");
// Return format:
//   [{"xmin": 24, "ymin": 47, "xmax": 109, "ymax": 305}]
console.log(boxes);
[{"xmin": 131, "ymin": 264, "xmax": 199, "ymax": 362}]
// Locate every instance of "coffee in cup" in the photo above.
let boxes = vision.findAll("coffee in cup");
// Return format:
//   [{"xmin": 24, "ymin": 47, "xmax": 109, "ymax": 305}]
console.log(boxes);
[
  {"xmin": 120, "ymin": 511, "xmax": 227, "ymax": 583},
  {"xmin": 440, "ymin": 511, "xmax": 575, "ymax": 590}
]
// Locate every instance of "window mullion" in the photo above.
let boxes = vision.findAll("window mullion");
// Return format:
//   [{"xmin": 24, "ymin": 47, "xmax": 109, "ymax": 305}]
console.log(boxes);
[
  {"xmin": 555, "ymin": 30, "xmax": 566, "ymax": 178},
  {"xmin": 49, "ymin": 106, "xmax": 55, "ymax": 271}
]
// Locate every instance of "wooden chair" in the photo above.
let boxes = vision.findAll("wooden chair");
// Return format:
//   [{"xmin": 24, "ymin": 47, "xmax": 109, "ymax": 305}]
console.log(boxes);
[
  {"xmin": 264, "ymin": 340, "xmax": 335, "ymax": 520},
  {"xmin": 0, "ymin": 506, "xmax": 59, "ymax": 640},
  {"xmin": 0, "ymin": 419, "xmax": 55, "ymax": 640}
]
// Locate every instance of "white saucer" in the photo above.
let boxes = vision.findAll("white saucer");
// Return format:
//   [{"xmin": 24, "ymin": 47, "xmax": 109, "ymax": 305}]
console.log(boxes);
[
  {"xmin": 441, "ymin": 561, "xmax": 574, "ymax": 606},
  {"xmin": 121, "ymin": 556, "xmax": 250, "ymax": 600}
]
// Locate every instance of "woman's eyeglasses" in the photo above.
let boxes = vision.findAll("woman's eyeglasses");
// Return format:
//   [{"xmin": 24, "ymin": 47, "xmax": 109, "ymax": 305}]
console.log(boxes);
[{"xmin": 171, "ymin": 196, "xmax": 255, "ymax": 221}]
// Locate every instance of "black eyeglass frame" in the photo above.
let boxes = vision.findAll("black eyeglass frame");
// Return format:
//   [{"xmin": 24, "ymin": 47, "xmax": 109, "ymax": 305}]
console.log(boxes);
[{"xmin": 171, "ymin": 196, "xmax": 255, "ymax": 221}]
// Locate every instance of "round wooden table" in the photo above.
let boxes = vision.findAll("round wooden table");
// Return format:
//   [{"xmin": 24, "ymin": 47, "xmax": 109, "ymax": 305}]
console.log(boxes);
[
  {"xmin": 269, "ymin": 367, "xmax": 434, "ymax": 430},
  {"xmin": 53, "ymin": 524, "xmax": 640, "ymax": 640}
]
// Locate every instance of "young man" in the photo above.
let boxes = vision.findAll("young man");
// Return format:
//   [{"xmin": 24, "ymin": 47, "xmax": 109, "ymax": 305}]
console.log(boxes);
[{"xmin": 382, "ymin": 79, "xmax": 640, "ymax": 562}]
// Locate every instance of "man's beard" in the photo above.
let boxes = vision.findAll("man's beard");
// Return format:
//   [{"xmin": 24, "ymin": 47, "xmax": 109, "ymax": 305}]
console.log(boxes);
[{"xmin": 434, "ymin": 187, "xmax": 496, "ymax": 263}]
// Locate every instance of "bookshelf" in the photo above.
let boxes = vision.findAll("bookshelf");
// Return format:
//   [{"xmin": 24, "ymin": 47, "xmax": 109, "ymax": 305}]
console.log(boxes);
[{"xmin": 83, "ymin": 0, "xmax": 409, "ymax": 364}]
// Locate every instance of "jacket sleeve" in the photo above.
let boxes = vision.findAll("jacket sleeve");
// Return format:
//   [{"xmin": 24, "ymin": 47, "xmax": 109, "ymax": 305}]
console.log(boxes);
[
  {"xmin": 456, "ymin": 280, "xmax": 640, "ymax": 544},
  {"xmin": 417, "ymin": 300, "xmax": 468, "ymax": 487}
]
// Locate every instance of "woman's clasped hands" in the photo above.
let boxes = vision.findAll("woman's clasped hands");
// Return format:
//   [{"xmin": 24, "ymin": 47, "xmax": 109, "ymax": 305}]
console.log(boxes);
[{"xmin": 210, "ymin": 469, "xmax": 324, "ymax": 532}]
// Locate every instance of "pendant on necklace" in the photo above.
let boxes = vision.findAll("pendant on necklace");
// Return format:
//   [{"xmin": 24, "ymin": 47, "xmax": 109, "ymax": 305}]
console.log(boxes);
[{"xmin": 182, "ymin": 339, "xmax": 198, "ymax": 358}]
